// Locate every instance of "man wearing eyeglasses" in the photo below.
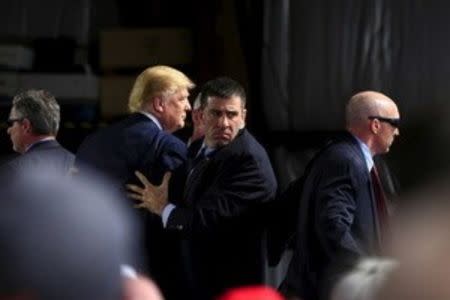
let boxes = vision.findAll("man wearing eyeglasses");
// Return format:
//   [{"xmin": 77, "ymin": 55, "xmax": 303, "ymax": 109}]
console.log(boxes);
[
  {"xmin": 281, "ymin": 91, "xmax": 400, "ymax": 300},
  {"xmin": 1, "ymin": 89, "xmax": 74, "ymax": 176}
]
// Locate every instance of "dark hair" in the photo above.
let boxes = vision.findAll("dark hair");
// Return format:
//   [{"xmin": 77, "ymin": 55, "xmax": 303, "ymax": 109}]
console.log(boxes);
[
  {"xmin": 12, "ymin": 89, "xmax": 60, "ymax": 135},
  {"xmin": 199, "ymin": 77, "xmax": 246, "ymax": 108}
]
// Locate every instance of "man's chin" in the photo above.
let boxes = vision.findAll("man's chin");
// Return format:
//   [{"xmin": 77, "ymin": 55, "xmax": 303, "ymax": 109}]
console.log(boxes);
[
  {"xmin": 211, "ymin": 139, "xmax": 231, "ymax": 148},
  {"xmin": 170, "ymin": 121, "xmax": 185, "ymax": 132}
]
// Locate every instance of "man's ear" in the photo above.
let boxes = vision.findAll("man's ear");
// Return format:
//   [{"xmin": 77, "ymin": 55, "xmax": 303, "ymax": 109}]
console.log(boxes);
[
  {"xmin": 152, "ymin": 96, "xmax": 165, "ymax": 113},
  {"xmin": 370, "ymin": 118, "xmax": 380, "ymax": 134},
  {"xmin": 194, "ymin": 109, "xmax": 204, "ymax": 124},
  {"xmin": 240, "ymin": 108, "xmax": 247, "ymax": 129},
  {"xmin": 22, "ymin": 118, "xmax": 32, "ymax": 133}
]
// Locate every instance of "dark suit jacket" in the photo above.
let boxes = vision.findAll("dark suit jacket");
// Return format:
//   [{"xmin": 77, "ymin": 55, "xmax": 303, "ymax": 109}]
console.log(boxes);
[
  {"xmin": 74, "ymin": 113, "xmax": 187, "ymax": 297},
  {"xmin": 1, "ymin": 139, "xmax": 74, "ymax": 177},
  {"xmin": 75, "ymin": 113, "xmax": 186, "ymax": 189},
  {"xmin": 167, "ymin": 129, "xmax": 278, "ymax": 300},
  {"xmin": 282, "ymin": 132, "xmax": 381, "ymax": 300}
]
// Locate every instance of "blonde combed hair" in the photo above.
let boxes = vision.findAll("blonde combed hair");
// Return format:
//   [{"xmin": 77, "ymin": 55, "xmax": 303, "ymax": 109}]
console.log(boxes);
[{"xmin": 128, "ymin": 65, "xmax": 195, "ymax": 113}]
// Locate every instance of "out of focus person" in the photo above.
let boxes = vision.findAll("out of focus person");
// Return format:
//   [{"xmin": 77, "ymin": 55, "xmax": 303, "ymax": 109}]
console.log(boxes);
[
  {"xmin": 122, "ymin": 273, "xmax": 164, "ymax": 300},
  {"xmin": 330, "ymin": 257, "xmax": 397, "ymax": 300},
  {"xmin": 374, "ymin": 177, "xmax": 450, "ymax": 300},
  {"xmin": 332, "ymin": 175, "xmax": 450, "ymax": 300},
  {"xmin": 74, "ymin": 65, "xmax": 194, "ymax": 299},
  {"xmin": 1, "ymin": 89, "xmax": 74, "ymax": 176},
  {"xmin": 0, "ymin": 167, "xmax": 138, "ymax": 300},
  {"xmin": 281, "ymin": 91, "xmax": 400, "ymax": 300}
]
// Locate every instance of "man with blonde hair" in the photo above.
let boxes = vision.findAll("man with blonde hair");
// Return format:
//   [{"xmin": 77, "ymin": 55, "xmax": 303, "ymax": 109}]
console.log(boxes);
[{"xmin": 75, "ymin": 65, "xmax": 194, "ymax": 299}]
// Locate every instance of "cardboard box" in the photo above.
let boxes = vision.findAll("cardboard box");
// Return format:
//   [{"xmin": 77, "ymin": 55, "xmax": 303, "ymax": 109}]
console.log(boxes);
[
  {"xmin": 100, "ymin": 76, "xmax": 135, "ymax": 118},
  {"xmin": 100, "ymin": 28, "xmax": 193, "ymax": 70}
]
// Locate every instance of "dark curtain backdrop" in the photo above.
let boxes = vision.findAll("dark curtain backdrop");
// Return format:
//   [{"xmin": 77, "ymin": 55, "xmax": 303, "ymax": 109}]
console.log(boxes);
[
  {"xmin": 256, "ymin": 0, "xmax": 450, "ymax": 191},
  {"xmin": 265, "ymin": 0, "xmax": 433, "ymax": 131}
]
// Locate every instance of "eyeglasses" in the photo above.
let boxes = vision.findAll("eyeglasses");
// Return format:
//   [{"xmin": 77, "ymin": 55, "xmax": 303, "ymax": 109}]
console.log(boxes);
[
  {"xmin": 6, "ymin": 117, "xmax": 24, "ymax": 127},
  {"xmin": 368, "ymin": 116, "xmax": 400, "ymax": 128}
]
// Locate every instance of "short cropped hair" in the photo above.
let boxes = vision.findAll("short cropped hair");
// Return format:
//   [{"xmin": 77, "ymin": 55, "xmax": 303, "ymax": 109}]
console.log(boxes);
[
  {"xmin": 128, "ymin": 65, "xmax": 195, "ymax": 113},
  {"xmin": 12, "ymin": 89, "xmax": 60, "ymax": 135},
  {"xmin": 199, "ymin": 77, "xmax": 246, "ymax": 108},
  {"xmin": 345, "ymin": 91, "xmax": 390, "ymax": 128}
]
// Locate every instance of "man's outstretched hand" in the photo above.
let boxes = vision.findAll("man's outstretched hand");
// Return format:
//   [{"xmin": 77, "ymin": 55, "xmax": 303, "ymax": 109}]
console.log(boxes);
[{"xmin": 126, "ymin": 171, "xmax": 172, "ymax": 216}]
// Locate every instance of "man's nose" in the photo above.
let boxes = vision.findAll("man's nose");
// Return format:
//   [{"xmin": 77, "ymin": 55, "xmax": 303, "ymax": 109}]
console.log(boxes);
[
  {"xmin": 218, "ymin": 115, "xmax": 230, "ymax": 127},
  {"xmin": 185, "ymin": 101, "xmax": 192, "ymax": 111}
]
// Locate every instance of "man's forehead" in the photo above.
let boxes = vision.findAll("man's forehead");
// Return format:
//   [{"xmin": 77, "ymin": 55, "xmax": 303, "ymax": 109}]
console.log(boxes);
[
  {"xmin": 208, "ymin": 106, "xmax": 240, "ymax": 112},
  {"xmin": 206, "ymin": 95, "xmax": 243, "ymax": 108},
  {"xmin": 169, "ymin": 88, "xmax": 189, "ymax": 98}
]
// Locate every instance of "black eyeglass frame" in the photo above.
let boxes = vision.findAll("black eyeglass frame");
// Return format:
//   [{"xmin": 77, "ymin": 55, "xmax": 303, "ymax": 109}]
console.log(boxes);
[
  {"xmin": 6, "ymin": 117, "xmax": 24, "ymax": 127},
  {"xmin": 368, "ymin": 116, "xmax": 400, "ymax": 128}
]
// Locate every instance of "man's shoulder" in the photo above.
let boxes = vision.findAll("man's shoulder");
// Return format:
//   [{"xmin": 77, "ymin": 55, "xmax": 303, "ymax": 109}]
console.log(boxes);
[
  {"xmin": 322, "ymin": 133, "xmax": 361, "ymax": 157},
  {"xmin": 311, "ymin": 133, "xmax": 366, "ymax": 173},
  {"xmin": 2, "ymin": 144, "xmax": 74, "ymax": 175},
  {"xmin": 216, "ymin": 130, "xmax": 273, "ymax": 173},
  {"xmin": 110, "ymin": 113, "xmax": 160, "ymax": 134},
  {"xmin": 24, "ymin": 141, "xmax": 74, "ymax": 161},
  {"xmin": 80, "ymin": 114, "xmax": 161, "ymax": 146},
  {"xmin": 226, "ymin": 129, "xmax": 267, "ymax": 155}
]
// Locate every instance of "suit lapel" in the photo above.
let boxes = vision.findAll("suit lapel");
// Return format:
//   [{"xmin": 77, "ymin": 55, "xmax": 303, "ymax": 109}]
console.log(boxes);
[{"xmin": 345, "ymin": 133, "xmax": 383, "ymax": 251}]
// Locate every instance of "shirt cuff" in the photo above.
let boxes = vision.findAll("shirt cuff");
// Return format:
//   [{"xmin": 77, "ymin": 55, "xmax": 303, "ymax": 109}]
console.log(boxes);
[{"xmin": 162, "ymin": 203, "xmax": 176, "ymax": 227}]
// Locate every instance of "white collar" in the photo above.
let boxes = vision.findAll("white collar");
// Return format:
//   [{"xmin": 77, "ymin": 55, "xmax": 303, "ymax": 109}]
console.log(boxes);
[
  {"xmin": 139, "ymin": 111, "xmax": 163, "ymax": 131},
  {"xmin": 351, "ymin": 134, "xmax": 374, "ymax": 171},
  {"xmin": 25, "ymin": 137, "xmax": 55, "ymax": 153}
]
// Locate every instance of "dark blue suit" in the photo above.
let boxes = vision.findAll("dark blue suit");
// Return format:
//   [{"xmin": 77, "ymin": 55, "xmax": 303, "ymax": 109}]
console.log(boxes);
[
  {"xmin": 74, "ymin": 113, "xmax": 187, "ymax": 297},
  {"xmin": 167, "ymin": 129, "xmax": 278, "ymax": 299},
  {"xmin": 1, "ymin": 139, "xmax": 74, "ymax": 177},
  {"xmin": 282, "ymin": 132, "xmax": 381, "ymax": 300},
  {"xmin": 75, "ymin": 113, "xmax": 186, "ymax": 188}
]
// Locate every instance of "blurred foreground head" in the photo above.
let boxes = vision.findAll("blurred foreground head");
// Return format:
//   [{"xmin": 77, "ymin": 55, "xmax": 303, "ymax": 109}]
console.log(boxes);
[
  {"xmin": 375, "ymin": 175, "xmax": 450, "ymax": 300},
  {"xmin": 0, "ymin": 167, "xmax": 139, "ymax": 300}
]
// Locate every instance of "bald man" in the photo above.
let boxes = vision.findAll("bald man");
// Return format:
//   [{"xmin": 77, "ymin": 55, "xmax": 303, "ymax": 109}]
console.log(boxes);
[{"xmin": 281, "ymin": 91, "xmax": 400, "ymax": 300}]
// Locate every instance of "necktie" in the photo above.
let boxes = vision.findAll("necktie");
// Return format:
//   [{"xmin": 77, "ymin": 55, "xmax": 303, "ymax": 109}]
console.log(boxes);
[
  {"xmin": 370, "ymin": 166, "xmax": 389, "ymax": 241},
  {"xmin": 184, "ymin": 147, "xmax": 213, "ymax": 199},
  {"xmin": 191, "ymin": 147, "xmax": 207, "ymax": 169}
]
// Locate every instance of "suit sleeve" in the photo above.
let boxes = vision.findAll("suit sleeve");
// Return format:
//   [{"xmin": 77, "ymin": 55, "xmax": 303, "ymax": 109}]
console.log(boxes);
[
  {"xmin": 167, "ymin": 153, "xmax": 277, "ymax": 234},
  {"xmin": 141, "ymin": 135, "xmax": 187, "ymax": 185},
  {"xmin": 315, "ymin": 158, "xmax": 364, "ymax": 259}
]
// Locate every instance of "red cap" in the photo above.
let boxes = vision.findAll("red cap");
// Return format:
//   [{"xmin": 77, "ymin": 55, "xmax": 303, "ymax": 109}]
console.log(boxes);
[{"xmin": 217, "ymin": 285, "xmax": 284, "ymax": 300}]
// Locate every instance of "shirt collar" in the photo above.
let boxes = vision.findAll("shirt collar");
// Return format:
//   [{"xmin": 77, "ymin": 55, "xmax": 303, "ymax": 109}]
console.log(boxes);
[
  {"xmin": 197, "ymin": 142, "xmax": 216, "ymax": 158},
  {"xmin": 352, "ymin": 134, "xmax": 374, "ymax": 171},
  {"xmin": 139, "ymin": 111, "xmax": 162, "ymax": 131},
  {"xmin": 25, "ymin": 137, "xmax": 55, "ymax": 153}
]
